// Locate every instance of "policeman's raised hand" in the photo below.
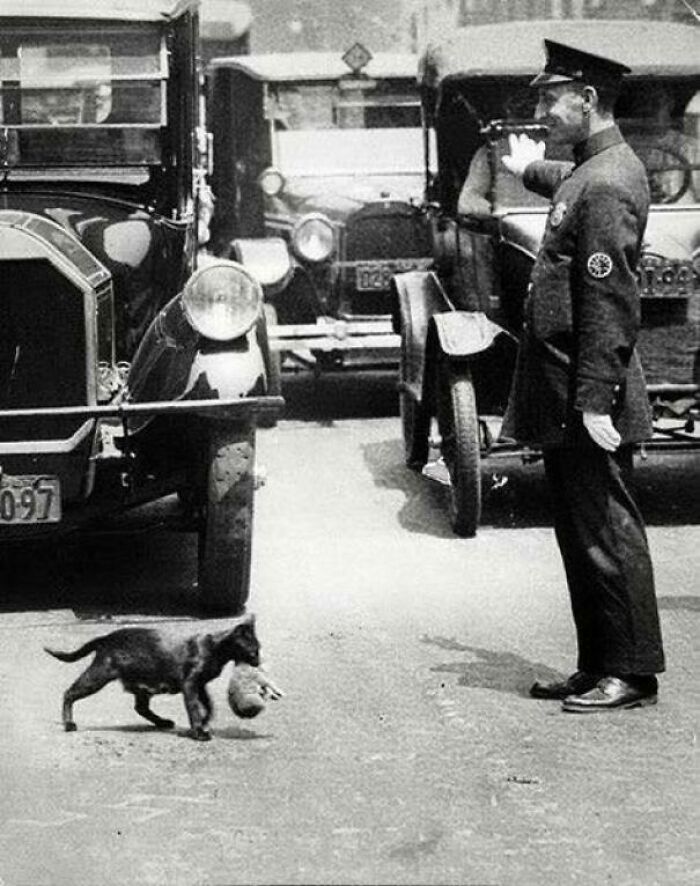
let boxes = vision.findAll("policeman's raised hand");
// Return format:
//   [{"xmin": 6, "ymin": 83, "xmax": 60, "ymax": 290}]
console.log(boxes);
[
  {"xmin": 583, "ymin": 412, "xmax": 621, "ymax": 452},
  {"xmin": 501, "ymin": 133, "xmax": 545, "ymax": 177}
]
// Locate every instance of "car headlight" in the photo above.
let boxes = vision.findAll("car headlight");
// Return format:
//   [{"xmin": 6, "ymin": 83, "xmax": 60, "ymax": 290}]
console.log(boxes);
[
  {"xmin": 291, "ymin": 213, "xmax": 335, "ymax": 263},
  {"xmin": 258, "ymin": 166, "xmax": 285, "ymax": 197},
  {"xmin": 182, "ymin": 260, "xmax": 262, "ymax": 341}
]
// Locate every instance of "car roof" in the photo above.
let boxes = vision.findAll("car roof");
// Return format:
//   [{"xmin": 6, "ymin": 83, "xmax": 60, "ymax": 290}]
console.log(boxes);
[
  {"xmin": 0, "ymin": 0, "xmax": 197, "ymax": 22},
  {"xmin": 422, "ymin": 19, "xmax": 700, "ymax": 84},
  {"xmin": 209, "ymin": 51, "xmax": 420, "ymax": 82}
]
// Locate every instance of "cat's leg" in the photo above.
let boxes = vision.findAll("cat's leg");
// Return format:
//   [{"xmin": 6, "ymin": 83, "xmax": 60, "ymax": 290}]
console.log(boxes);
[
  {"xmin": 198, "ymin": 687, "xmax": 214, "ymax": 726},
  {"xmin": 182, "ymin": 680, "xmax": 210, "ymax": 741},
  {"xmin": 62, "ymin": 661, "xmax": 115, "ymax": 731},
  {"xmin": 133, "ymin": 691, "xmax": 175, "ymax": 730}
]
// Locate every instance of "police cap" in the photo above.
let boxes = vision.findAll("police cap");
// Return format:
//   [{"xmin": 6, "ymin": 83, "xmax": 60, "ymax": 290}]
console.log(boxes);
[{"xmin": 530, "ymin": 39, "xmax": 631, "ymax": 92}]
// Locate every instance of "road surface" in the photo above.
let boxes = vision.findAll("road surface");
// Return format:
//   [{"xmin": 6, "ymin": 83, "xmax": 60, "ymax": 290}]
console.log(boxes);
[{"xmin": 1, "ymin": 373, "xmax": 698, "ymax": 886}]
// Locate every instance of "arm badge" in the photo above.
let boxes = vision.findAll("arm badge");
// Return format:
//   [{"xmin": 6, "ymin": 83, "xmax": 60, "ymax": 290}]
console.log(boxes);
[
  {"xmin": 587, "ymin": 252, "xmax": 614, "ymax": 279},
  {"xmin": 550, "ymin": 201, "xmax": 567, "ymax": 227}
]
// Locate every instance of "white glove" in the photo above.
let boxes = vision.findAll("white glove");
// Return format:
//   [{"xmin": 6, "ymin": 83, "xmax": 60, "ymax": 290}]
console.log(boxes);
[
  {"xmin": 501, "ymin": 133, "xmax": 546, "ymax": 177},
  {"xmin": 583, "ymin": 412, "xmax": 621, "ymax": 452}
]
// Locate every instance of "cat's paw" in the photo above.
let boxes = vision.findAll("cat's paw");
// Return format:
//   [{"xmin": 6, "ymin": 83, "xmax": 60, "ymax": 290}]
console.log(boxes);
[
  {"xmin": 191, "ymin": 728, "xmax": 211, "ymax": 742},
  {"xmin": 64, "ymin": 721, "xmax": 77, "ymax": 732},
  {"xmin": 155, "ymin": 719, "xmax": 175, "ymax": 730}
]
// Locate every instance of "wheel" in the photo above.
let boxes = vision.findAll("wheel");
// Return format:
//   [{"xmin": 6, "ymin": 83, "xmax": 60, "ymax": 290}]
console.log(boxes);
[
  {"xmin": 400, "ymin": 389, "xmax": 430, "ymax": 469},
  {"xmin": 263, "ymin": 303, "xmax": 282, "ymax": 398},
  {"xmin": 197, "ymin": 422, "xmax": 255, "ymax": 615},
  {"xmin": 257, "ymin": 304, "xmax": 282, "ymax": 429},
  {"xmin": 399, "ymin": 326, "xmax": 430, "ymax": 469},
  {"xmin": 637, "ymin": 143, "xmax": 692, "ymax": 204},
  {"xmin": 437, "ymin": 363, "xmax": 481, "ymax": 537}
]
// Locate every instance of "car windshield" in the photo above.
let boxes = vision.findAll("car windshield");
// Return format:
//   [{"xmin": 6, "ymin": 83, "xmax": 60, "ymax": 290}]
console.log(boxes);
[
  {"xmin": 450, "ymin": 79, "xmax": 700, "ymax": 210},
  {"xmin": 0, "ymin": 24, "xmax": 166, "ymax": 166},
  {"xmin": 267, "ymin": 80, "xmax": 430, "ymax": 176}
]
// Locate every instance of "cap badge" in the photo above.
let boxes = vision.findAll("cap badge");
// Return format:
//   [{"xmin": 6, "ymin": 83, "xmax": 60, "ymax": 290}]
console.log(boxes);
[
  {"xmin": 550, "ymin": 201, "xmax": 567, "ymax": 228},
  {"xmin": 587, "ymin": 252, "xmax": 614, "ymax": 279}
]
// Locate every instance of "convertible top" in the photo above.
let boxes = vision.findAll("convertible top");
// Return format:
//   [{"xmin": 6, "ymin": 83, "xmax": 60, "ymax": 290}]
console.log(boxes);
[
  {"xmin": 422, "ymin": 19, "xmax": 700, "ymax": 85},
  {"xmin": 0, "ymin": 0, "xmax": 197, "ymax": 22},
  {"xmin": 209, "ymin": 52, "xmax": 420, "ymax": 83}
]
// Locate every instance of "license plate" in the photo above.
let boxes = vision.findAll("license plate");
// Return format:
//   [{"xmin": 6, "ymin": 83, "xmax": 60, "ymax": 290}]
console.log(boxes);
[
  {"xmin": 356, "ymin": 260, "xmax": 431, "ymax": 291},
  {"xmin": 0, "ymin": 475, "xmax": 61, "ymax": 524},
  {"xmin": 356, "ymin": 262, "xmax": 395, "ymax": 291}
]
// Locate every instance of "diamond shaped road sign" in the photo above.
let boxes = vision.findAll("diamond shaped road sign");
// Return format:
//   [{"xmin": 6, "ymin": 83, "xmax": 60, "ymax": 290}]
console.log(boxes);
[{"xmin": 342, "ymin": 42, "xmax": 373, "ymax": 75}]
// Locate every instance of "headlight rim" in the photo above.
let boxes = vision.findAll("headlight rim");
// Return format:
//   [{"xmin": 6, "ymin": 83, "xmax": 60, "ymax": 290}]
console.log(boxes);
[
  {"xmin": 291, "ymin": 212, "xmax": 335, "ymax": 264},
  {"xmin": 258, "ymin": 166, "xmax": 286, "ymax": 197},
  {"xmin": 182, "ymin": 258, "xmax": 263, "ymax": 342}
]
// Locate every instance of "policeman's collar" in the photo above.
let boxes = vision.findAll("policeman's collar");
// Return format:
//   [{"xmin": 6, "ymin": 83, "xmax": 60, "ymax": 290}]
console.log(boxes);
[{"xmin": 573, "ymin": 124, "xmax": 623, "ymax": 166}]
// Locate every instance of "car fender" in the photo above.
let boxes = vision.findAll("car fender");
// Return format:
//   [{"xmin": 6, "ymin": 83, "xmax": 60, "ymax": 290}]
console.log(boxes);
[
  {"xmin": 429, "ymin": 311, "xmax": 507, "ymax": 360},
  {"xmin": 126, "ymin": 296, "xmax": 267, "ymax": 434},
  {"xmin": 391, "ymin": 270, "xmax": 450, "ymax": 403},
  {"xmin": 229, "ymin": 237, "xmax": 293, "ymax": 295}
]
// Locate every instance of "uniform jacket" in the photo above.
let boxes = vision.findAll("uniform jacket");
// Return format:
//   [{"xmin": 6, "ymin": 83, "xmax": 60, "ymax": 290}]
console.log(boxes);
[{"xmin": 501, "ymin": 125, "xmax": 654, "ymax": 448}]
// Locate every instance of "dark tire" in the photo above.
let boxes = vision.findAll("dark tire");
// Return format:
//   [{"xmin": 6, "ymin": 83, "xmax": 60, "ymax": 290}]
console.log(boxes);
[
  {"xmin": 197, "ymin": 422, "xmax": 255, "ymax": 615},
  {"xmin": 400, "ymin": 390, "xmax": 430, "ymax": 469},
  {"xmin": 437, "ymin": 364, "xmax": 481, "ymax": 537},
  {"xmin": 399, "ymin": 327, "xmax": 429, "ymax": 469},
  {"xmin": 258, "ymin": 304, "xmax": 282, "ymax": 429},
  {"xmin": 263, "ymin": 303, "xmax": 282, "ymax": 398}
]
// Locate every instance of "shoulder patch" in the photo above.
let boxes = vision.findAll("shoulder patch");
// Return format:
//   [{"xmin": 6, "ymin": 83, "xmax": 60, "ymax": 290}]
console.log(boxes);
[
  {"xmin": 550, "ymin": 201, "xmax": 567, "ymax": 227},
  {"xmin": 587, "ymin": 252, "xmax": 613, "ymax": 279}
]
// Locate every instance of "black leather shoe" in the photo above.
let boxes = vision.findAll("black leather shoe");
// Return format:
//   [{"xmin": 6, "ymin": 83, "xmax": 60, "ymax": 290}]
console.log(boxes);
[
  {"xmin": 529, "ymin": 671, "xmax": 600, "ymax": 700},
  {"xmin": 562, "ymin": 676, "xmax": 658, "ymax": 713}
]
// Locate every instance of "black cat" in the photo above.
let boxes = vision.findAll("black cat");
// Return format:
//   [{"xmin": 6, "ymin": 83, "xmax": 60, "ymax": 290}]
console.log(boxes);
[{"xmin": 45, "ymin": 614, "xmax": 266, "ymax": 741}]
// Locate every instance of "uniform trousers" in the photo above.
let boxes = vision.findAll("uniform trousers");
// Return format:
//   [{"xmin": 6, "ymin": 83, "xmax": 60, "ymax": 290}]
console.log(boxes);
[{"xmin": 542, "ymin": 445, "xmax": 665, "ymax": 676}]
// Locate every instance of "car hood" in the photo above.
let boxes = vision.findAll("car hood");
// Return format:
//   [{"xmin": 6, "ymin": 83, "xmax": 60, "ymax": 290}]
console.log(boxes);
[
  {"xmin": 266, "ymin": 173, "xmax": 426, "ymax": 224},
  {"xmin": 0, "ymin": 208, "xmax": 111, "ymax": 289},
  {"xmin": 499, "ymin": 205, "xmax": 700, "ymax": 266}
]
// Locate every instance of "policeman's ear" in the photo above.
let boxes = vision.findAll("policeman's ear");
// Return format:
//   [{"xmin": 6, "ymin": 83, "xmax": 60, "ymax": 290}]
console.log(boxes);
[{"xmin": 581, "ymin": 85, "xmax": 598, "ymax": 115}]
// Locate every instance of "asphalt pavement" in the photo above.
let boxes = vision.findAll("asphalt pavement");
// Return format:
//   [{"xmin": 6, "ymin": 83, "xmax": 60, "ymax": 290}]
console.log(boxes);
[{"xmin": 0, "ymin": 371, "xmax": 698, "ymax": 886}]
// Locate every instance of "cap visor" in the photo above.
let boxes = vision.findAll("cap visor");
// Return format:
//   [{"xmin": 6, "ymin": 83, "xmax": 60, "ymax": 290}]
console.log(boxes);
[{"xmin": 529, "ymin": 71, "xmax": 576, "ymax": 88}]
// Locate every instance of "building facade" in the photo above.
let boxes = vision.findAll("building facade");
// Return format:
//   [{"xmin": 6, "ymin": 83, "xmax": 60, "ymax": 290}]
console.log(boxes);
[{"xmin": 201, "ymin": 0, "xmax": 697, "ymax": 56}]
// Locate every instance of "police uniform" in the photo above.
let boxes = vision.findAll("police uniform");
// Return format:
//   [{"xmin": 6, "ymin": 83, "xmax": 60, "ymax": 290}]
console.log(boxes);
[{"xmin": 501, "ymin": 42, "xmax": 665, "ymax": 682}]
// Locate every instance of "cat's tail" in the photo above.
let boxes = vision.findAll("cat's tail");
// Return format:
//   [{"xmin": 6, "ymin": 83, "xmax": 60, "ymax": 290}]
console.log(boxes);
[{"xmin": 44, "ymin": 638, "xmax": 102, "ymax": 663}]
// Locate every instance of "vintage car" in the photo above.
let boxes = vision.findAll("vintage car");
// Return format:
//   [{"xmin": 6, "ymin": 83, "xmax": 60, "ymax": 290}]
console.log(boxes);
[
  {"xmin": 207, "ymin": 44, "xmax": 433, "ymax": 383},
  {"xmin": 393, "ymin": 20, "xmax": 700, "ymax": 537},
  {"xmin": 0, "ymin": 0, "xmax": 282, "ymax": 613}
]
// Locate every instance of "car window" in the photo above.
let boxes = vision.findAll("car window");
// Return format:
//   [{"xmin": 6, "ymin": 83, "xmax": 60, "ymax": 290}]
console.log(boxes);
[
  {"xmin": 619, "ymin": 83, "xmax": 700, "ymax": 205},
  {"xmin": 269, "ymin": 81, "xmax": 422, "ymax": 131},
  {"xmin": 0, "ymin": 26, "xmax": 164, "ymax": 128}
]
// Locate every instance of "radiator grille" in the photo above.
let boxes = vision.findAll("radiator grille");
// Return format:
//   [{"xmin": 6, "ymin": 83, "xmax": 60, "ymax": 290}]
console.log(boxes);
[
  {"xmin": 0, "ymin": 260, "xmax": 87, "ymax": 442},
  {"xmin": 341, "ymin": 202, "xmax": 431, "ymax": 315},
  {"xmin": 344, "ymin": 202, "xmax": 430, "ymax": 262}
]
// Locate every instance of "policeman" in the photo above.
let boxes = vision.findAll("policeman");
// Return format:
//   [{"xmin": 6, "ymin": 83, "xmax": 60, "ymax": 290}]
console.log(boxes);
[{"xmin": 500, "ymin": 40, "xmax": 665, "ymax": 711}]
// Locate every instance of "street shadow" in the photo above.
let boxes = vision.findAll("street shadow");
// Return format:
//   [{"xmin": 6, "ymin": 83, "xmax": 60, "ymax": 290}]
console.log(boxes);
[
  {"xmin": 421, "ymin": 634, "xmax": 564, "ymax": 697},
  {"xmin": 213, "ymin": 725, "xmax": 274, "ymax": 740},
  {"xmin": 79, "ymin": 723, "xmax": 273, "ymax": 741},
  {"xmin": 360, "ymin": 439, "xmax": 455, "ymax": 539},
  {"xmin": 658, "ymin": 595, "xmax": 700, "ymax": 612},
  {"xmin": 279, "ymin": 369, "xmax": 399, "ymax": 423},
  {"xmin": 361, "ymin": 439, "xmax": 553, "ymax": 537},
  {"xmin": 0, "ymin": 502, "xmax": 204, "ymax": 619},
  {"xmin": 362, "ymin": 437, "xmax": 700, "ymax": 537}
]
